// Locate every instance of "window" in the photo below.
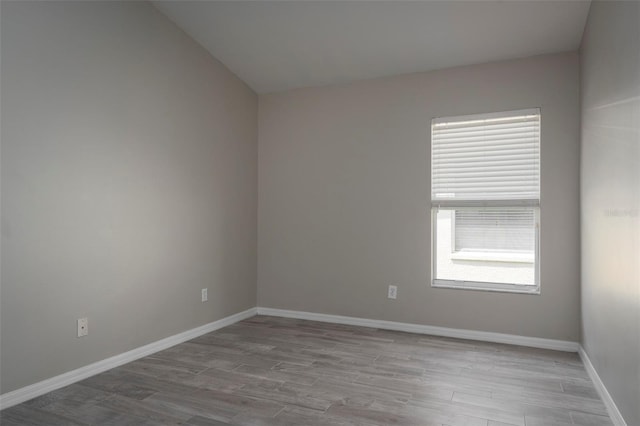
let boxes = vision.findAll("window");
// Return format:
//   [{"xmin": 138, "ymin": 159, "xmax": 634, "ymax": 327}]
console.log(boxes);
[{"xmin": 431, "ymin": 109, "xmax": 540, "ymax": 293}]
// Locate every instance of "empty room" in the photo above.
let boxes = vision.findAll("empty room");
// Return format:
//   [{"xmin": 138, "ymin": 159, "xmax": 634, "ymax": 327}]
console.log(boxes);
[{"xmin": 0, "ymin": 1, "xmax": 638, "ymax": 425}]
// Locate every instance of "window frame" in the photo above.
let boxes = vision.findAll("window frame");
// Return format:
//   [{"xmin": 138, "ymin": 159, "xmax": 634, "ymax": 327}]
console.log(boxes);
[{"xmin": 430, "ymin": 109, "xmax": 541, "ymax": 295}]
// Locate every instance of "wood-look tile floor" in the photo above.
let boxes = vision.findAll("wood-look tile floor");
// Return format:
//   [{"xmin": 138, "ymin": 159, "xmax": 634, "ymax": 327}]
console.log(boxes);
[{"xmin": 1, "ymin": 316, "xmax": 613, "ymax": 426}]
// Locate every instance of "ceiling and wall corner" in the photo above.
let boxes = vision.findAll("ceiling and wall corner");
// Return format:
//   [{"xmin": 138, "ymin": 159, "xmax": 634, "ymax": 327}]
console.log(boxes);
[{"xmin": 153, "ymin": 0, "xmax": 591, "ymax": 94}]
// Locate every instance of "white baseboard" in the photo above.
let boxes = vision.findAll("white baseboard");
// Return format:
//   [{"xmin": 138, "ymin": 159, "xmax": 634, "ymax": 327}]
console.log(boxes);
[
  {"xmin": 0, "ymin": 307, "xmax": 257, "ymax": 410},
  {"xmin": 4, "ymin": 305, "xmax": 626, "ymax": 426},
  {"xmin": 578, "ymin": 346, "xmax": 627, "ymax": 426},
  {"xmin": 258, "ymin": 308, "xmax": 630, "ymax": 423},
  {"xmin": 256, "ymin": 307, "xmax": 579, "ymax": 352}
]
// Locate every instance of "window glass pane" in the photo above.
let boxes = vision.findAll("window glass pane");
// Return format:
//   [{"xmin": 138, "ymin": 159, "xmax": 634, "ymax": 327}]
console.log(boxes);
[
  {"xmin": 435, "ymin": 208, "xmax": 536, "ymax": 286},
  {"xmin": 454, "ymin": 209, "xmax": 534, "ymax": 253}
]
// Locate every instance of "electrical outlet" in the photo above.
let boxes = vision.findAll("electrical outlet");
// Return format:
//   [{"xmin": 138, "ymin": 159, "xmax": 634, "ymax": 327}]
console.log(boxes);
[
  {"xmin": 77, "ymin": 317, "xmax": 88, "ymax": 337},
  {"xmin": 201, "ymin": 288, "xmax": 208, "ymax": 302},
  {"xmin": 388, "ymin": 285, "xmax": 397, "ymax": 299}
]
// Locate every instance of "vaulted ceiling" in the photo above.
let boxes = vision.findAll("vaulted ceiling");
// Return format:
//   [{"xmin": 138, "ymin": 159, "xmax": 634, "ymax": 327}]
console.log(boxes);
[{"xmin": 154, "ymin": 1, "xmax": 591, "ymax": 94}]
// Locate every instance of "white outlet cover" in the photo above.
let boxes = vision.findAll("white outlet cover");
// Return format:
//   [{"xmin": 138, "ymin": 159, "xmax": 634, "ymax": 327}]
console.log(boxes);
[
  {"xmin": 388, "ymin": 285, "xmax": 398, "ymax": 299},
  {"xmin": 201, "ymin": 288, "xmax": 208, "ymax": 302},
  {"xmin": 77, "ymin": 317, "xmax": 88, "ymax": 337}
]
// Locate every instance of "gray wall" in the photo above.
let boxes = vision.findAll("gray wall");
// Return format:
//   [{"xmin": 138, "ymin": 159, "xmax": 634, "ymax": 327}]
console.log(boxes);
[
  {"xmin": 0, "ymin": 1, "xmax": 258, "ymax": 394},
  {"xmin": 580, "ymin": 1, "xmax": 640, "ymax": 424},
  {"xmin": 258, "ymin": 53, "xmax": 581, "ymax": 341}
]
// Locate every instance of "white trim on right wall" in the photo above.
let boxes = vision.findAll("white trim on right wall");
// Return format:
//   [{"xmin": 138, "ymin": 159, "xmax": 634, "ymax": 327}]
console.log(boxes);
[{"xmin": 578, "ymin": 346, "xmax": 628, "ymax": 426}]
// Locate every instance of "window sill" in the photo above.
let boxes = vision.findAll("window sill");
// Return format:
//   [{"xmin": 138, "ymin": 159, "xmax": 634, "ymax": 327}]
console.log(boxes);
[
  {"xmin": 450, "ymin": 251, "xmax": 534, "ymax": 263},
  {"xmin": 432, "ymin": 279, "xmax": 540, "ymax": 295}
]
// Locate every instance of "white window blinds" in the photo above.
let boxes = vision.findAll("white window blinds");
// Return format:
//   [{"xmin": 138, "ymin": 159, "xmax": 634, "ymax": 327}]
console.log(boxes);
[{"xmin": 431, "ymin": 109, "xmax": 540, "ymax": 203}]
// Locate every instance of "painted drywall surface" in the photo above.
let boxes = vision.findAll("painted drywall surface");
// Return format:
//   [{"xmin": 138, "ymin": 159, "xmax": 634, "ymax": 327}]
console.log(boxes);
[
  {"xmin": 258, "ymin": 53, "xmax": 580, "ymax": 341},
  {"xmin": 580, "ymin": 1, "xmax": 640, "ymax": 424},
  {"xmin": 0, "ymin": 1, "xmax": 257, "ymax": 394}
]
